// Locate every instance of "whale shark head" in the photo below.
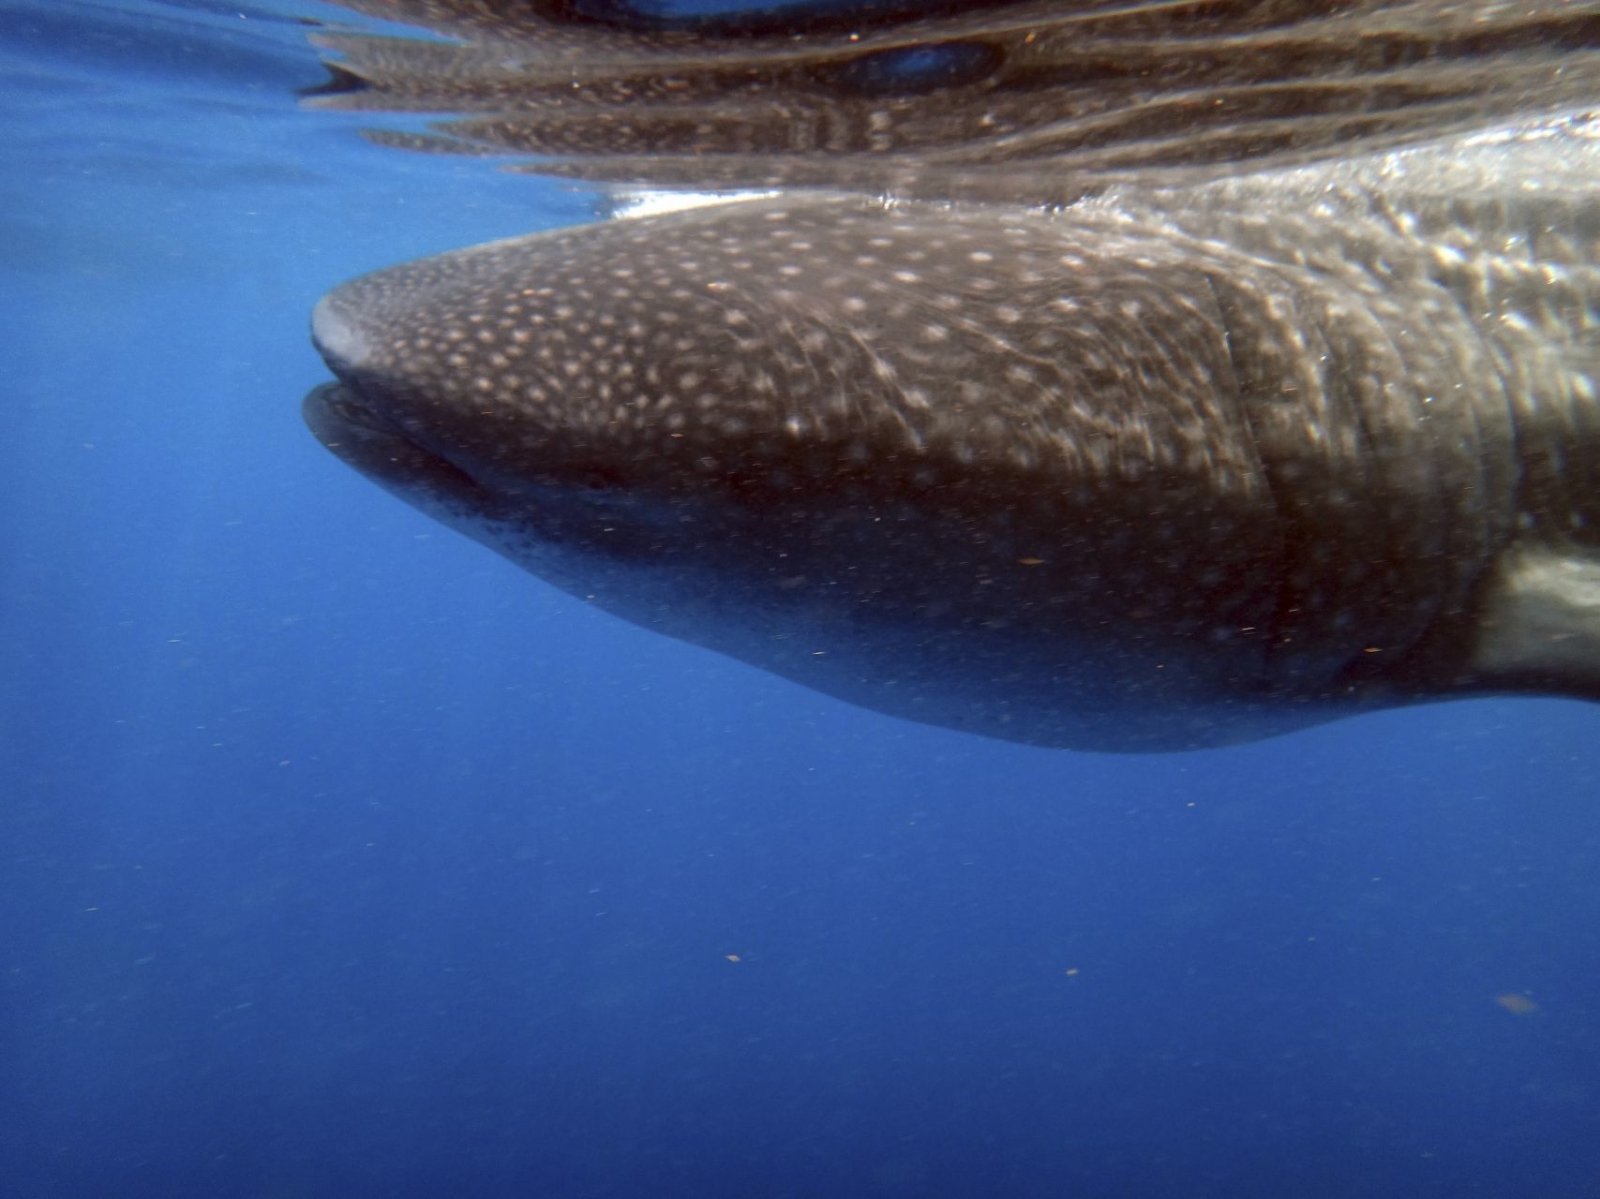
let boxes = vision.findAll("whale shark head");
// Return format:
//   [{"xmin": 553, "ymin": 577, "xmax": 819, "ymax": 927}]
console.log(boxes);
[{"xmin": 305, "ymin": 178, "xmax": 1600, "ymax": 750}]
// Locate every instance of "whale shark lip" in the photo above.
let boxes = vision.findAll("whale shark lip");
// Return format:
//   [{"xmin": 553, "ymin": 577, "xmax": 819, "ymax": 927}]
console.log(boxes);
[
  {"xmin": 310, "ymin": 292, "xmax": 370, "ymax": 374},
  {"xmin": 303, "ymin": 379, "xmax": 399, "ymax": 444},
  {"xmin": 302, "ymin": 380, "xmax": 488, "ymax": 518},
  {"xmin": 306, "ymin": 293, "xmax": 478, "ymax": 501}
]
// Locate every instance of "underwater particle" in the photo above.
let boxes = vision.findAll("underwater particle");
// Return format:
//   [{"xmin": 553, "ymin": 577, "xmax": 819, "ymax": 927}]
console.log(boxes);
[{"xmin": 1494, "ymin": 992, "xmax": 1539, "ymax": 1014}]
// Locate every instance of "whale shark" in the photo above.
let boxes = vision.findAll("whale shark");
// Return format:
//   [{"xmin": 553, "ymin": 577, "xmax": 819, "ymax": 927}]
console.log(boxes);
[{"xmin": 303, "ymin": 3, "xmax": 1600, "ymax": 750}]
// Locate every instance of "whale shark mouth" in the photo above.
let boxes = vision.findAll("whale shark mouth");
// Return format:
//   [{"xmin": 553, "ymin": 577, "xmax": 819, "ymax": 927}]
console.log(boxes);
[
  {"xmin": 306, "ymin": 285, "xmax": 500, "ymax": 519},
  {"xmin": 303, "ymin": 371, "xmax": 700, "ymax": 569},
  {"xmin": 302, "ymin": 380, "xmax": 489, "ymax": 520}
]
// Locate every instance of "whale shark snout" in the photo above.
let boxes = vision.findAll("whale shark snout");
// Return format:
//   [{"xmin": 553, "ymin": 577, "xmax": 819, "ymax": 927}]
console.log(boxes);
[{"xmin": 306, "ymin": 172, "xmax": 1600, "ymax": 751}]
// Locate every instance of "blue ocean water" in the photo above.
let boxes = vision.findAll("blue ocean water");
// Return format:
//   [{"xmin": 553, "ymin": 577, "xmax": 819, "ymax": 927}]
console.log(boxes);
[{"xmin": 3, "ymin": 3, "xmax": 1600, "ymax": 1197}]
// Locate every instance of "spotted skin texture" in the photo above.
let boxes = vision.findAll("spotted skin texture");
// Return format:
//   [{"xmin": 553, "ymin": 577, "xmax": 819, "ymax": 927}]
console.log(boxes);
[{"xmin": 306, "ymin": 130, "xmax": 1600, "ymax": 751}]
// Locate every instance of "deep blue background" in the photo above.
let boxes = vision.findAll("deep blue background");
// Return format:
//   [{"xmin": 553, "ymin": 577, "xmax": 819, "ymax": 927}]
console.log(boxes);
[{"xmin": 3, "ymin": 3, "xmax": 1599, "ymax": 1197}]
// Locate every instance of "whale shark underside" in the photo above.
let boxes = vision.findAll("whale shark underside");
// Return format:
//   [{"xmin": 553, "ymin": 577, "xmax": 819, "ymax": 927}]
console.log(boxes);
[{"xmin": 303, "ymin": 2, "xmax": 1600, "ymax": 750}]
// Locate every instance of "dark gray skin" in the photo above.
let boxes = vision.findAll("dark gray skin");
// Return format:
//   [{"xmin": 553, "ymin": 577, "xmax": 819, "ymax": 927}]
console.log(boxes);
[{"xmin": 306, "ymin": 126, "xmax": 1600, "ymax": 751}]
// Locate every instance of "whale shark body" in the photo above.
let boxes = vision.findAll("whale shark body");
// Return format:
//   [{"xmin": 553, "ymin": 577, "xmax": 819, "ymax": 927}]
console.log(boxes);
[{"xmin": 304, "ymin": 4, "xmax": 1600, "ymax": 750}]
